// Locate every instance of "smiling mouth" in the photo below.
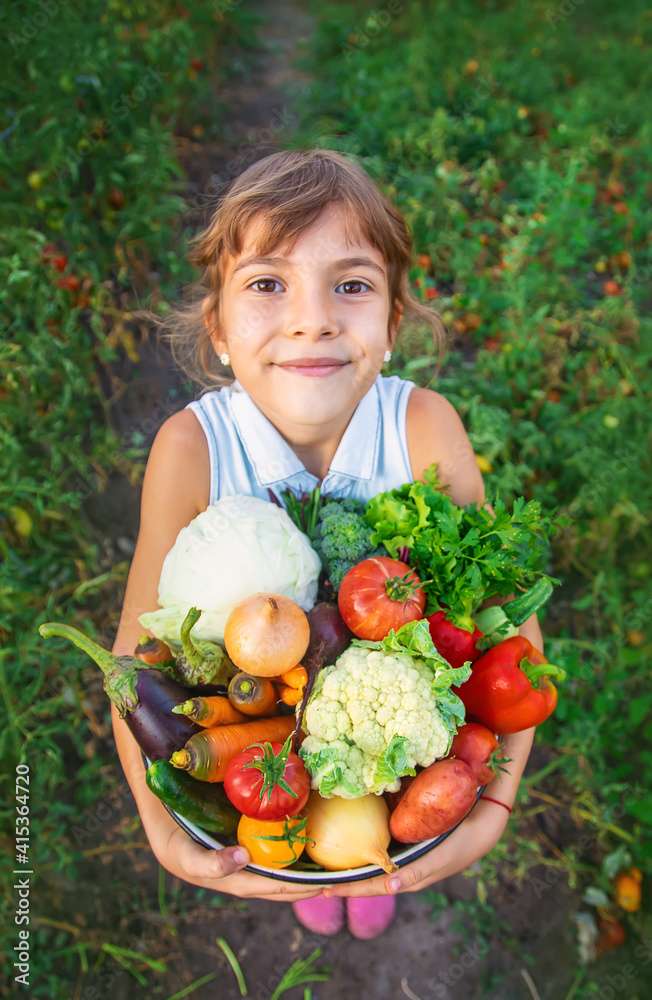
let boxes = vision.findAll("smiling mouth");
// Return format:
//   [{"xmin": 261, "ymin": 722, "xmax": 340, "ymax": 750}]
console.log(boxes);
[{"xmin": 274, "ymin": 360, "xmax": 350, "ymax": 377}]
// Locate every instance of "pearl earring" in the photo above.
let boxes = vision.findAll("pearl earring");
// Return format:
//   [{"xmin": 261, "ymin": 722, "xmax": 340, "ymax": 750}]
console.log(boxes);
[
  {"xmin": 383, "ymin": 349, "xmax": 392, "ymax": 363},
  {"xmin": 219, "ymin": 352, "xmax": 230, "ymax": 366}
]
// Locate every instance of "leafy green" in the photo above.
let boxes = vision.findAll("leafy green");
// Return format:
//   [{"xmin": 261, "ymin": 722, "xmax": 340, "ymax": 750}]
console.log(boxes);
[
  {"xmin": 298, "ymin": 745, "xmax": 365, "ymax": 798},
  {"xmin": 373, "ymin": 734, "xmax": 416, "ymax": 786},
  {"xmin": 364, "ymin": 463, "xmax": 558, "ymax": 626}
]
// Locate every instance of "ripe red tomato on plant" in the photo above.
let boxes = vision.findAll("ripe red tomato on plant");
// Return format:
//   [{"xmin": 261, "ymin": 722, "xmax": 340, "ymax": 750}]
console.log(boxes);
[
  {"xmin": 56, "ymin": 275, "xmax": 81, "ymax": 292},
  {"xmin": 338, "ymin": 556, "xmax": 426, "ymax": 640},
  {"xmin": 41, "ymin": 243, "xmax": 59, "ymax": 263},
  {"xmin": 223, "ymin": 734, "xmax": 310, "ymax": 821}
]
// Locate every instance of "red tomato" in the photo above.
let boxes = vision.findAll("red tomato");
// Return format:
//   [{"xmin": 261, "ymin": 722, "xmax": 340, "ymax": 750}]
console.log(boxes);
[
  {"xmin": 56, "ymin": 275, "xmax": 81, "ymax": 292},
  {"xmin": 337, "ymin": 556, "xmax": 426, "ymax": 640},
  {"xmin": 41, "ymin": 243, "xmax": 59, "ymax": 262},
  {"xmin": 223, "ymin": 735, "xmax": 310, "ymax": 821},
  {"xmin": 450, "ymin": 722, "xmax": 510, "ymax": 785}
]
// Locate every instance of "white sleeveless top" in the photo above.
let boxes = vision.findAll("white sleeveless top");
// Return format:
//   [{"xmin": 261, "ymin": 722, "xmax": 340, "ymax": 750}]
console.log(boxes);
[{"xmin": 185, "ymin": 373, "xmax": 416, "ymax": 506}]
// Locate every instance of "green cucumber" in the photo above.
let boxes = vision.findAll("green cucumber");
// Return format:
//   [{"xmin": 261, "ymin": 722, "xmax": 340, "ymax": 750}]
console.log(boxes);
[
  {"xmin": 146, "ymin": 759, "xmax": 238, "ymax": 836},
  {"xmin": 475, "ymin": 578, "xmax": 557, "ymax": 649}
]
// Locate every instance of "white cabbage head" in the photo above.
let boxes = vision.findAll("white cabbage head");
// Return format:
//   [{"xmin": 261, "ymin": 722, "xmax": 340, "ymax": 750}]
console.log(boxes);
[{"xmin": 138, "ymin": 494, "xmax": 321, "ymax": 644}]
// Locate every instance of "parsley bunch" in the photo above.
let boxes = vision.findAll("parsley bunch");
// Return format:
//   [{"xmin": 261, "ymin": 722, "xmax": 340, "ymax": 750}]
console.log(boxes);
[{"xmin": 364, "ymin": 463, "xmax": 559, "ymax": 629}]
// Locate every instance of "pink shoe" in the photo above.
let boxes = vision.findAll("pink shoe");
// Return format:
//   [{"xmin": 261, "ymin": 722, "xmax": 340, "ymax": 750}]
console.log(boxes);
[
  {"xmin": 346, "ymin": 894, "xmax": 397, "ymax": 939},
  {"xmin": 292, "ymin": 894, "xmax": 345, "ymax": 935}
]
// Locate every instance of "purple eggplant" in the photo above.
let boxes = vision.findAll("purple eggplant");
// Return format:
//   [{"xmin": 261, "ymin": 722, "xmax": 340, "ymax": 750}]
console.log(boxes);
[
  {"xmin": 292, "ymin": 602, "xmax": 352, "ymax": 749},
  {"xmin": 38, "ymin": 622, "xmax": 200, "ymax": 760}
]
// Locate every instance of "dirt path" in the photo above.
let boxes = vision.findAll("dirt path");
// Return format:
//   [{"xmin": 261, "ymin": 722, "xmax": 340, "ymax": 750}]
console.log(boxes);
[{"xmin": 87, "ymin": 4, "xmax": 586, "ymax": 996}]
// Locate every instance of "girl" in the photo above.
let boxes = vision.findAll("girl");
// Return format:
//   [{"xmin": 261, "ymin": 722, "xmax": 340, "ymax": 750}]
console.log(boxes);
[{"xmin": 111, "ymin": 149, "xmax": 542, "ymax": 939}]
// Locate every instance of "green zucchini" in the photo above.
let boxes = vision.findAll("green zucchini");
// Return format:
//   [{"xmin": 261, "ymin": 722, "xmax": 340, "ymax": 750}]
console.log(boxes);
[{"xmin": 146, "ymin": 759, "xmax": 238, "ymax": 836}]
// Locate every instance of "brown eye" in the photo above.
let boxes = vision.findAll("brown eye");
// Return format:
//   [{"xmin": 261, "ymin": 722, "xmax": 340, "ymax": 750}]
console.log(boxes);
[
  {"xmin": 337, "ymin": 280, "xmax": 371, "ymax": 294},
  {"xmin": 249, "ymin": 278, "xmax": 282, "ymax": 293}
]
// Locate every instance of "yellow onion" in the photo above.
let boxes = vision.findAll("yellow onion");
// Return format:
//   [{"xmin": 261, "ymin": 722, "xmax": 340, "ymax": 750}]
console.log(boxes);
[
  {"xmin": 223, "ymin": 593, "xmax": 310, "ymax": 677},
  {"xmin": 305, "ymin": 792, "xmax": 397, "ymax": 874}
]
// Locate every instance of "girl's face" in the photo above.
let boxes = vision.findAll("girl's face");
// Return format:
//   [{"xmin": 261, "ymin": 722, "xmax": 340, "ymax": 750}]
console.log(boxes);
[{"xmin": 209, "ymin": 202, "xmax": 401, "ymax": 428}]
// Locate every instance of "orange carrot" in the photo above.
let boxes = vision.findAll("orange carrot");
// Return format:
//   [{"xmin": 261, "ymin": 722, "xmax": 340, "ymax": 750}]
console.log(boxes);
[
  {"xmin": 134, "ymin": 635, "xmax": 174, "ymax": 666},
  {"xmin": 169, "ymin": 715, "xmax": 295, "ymax": 782},
  {"xmin": 280, "ymin": 665, "xmax": 308, "ymax": 689},
  {"xmin": 279, "ymin": 684, "xmax": 303, "ymax": 707},
  {"xmin": 171, "ymin": 696, "xmax": 246, "ymax": 727},
  {"xmin": 228, "ymin": 672, "xmax": 279, "ymax": 717}
]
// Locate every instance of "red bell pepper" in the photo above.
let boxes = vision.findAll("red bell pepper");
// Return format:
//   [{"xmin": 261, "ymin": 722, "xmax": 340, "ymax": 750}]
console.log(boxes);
[
  {"xmin": 454, "ymin": 635, "xmax": 566, "ymax": 734},
  {"xmin": 427, "ymin": 610, "xmax": 484, "ymax": 669}
]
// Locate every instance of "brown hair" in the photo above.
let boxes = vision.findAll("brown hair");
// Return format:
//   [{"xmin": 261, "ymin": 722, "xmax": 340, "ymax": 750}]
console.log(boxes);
[{"xmin": 143, "ymin": 148, "xmax": 447, "ymax": 391}]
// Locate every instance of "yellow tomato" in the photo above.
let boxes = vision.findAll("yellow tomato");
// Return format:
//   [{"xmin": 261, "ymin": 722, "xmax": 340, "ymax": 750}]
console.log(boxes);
[
  {"xmin": 614, "ymin": 869, "xmax": 643, "ymax": 912},
  {"xmin": 237, "ymin": 814, "xmax": 310, "ymax": 868}
]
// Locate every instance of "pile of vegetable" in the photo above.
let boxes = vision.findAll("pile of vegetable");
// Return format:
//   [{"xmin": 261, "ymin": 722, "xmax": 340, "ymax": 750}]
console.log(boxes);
[{"xmin": 38, "ymin": 474, "xmax": 567, "ymax": 875}]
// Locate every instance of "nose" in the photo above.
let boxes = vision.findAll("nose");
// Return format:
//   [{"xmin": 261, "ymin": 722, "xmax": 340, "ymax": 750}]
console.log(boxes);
[{"xmin": 285, "ymin": 281, "xmax": 340, "ymax": 340}]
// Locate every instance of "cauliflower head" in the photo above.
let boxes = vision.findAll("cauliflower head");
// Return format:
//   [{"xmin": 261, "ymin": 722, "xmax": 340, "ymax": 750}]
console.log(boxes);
[{"xmin": 299, "ymin": 633, "xmax": 466, "ymax": 798}]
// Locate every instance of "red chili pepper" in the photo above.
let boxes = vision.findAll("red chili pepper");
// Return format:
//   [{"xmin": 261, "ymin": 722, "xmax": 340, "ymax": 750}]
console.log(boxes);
[
  {"xmin": 427, "ymin": 610, "xmax": 484, "ymax": 669},
  {"xmin": 453, "ymin": 635, "xmax": 566, "ymax": 734}
]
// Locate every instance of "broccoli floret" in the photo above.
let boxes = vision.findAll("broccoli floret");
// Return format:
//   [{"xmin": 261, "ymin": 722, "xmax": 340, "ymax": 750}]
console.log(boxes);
[{"xmin": 314, "ymin": 499, "xmax": 383, "ymax": 590}]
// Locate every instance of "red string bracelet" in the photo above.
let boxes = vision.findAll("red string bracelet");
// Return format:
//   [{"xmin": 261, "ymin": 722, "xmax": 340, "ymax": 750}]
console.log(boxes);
[{"xmin": 480, "ymin": 794, "xmax": 512, "ymax": 814}]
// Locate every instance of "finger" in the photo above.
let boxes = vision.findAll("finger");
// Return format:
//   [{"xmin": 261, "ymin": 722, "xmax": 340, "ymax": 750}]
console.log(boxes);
[
  {"xmin": 217, "ymin": 870, "xmax": 330, "ymax": 900},
  {"xmin": 173, "ymin": 828, "xmax": 250, "ymax": 881},
  {"xmin": 238, "ymin": 878, "xmax": 326, "ymax": 900},
  {"xmin": 255, "ymin": 889, "xmax": 324, "ymax": 902},
  {"xmin": 323, "ymin": 855, "xmax": 445, "ymax": 897},
  {"xmin": 323, "ymin": 871, "xmax": 401, "ymax": 897}
]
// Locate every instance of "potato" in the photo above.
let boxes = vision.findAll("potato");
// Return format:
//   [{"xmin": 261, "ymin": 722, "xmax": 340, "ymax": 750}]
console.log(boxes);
[
  {"xmin": 383, "ymin": 773, "xmax": 416, "ymax": 813},
  {"xmin": 389, "ymin": 758, "xmax": 477, "ymax": 843}
]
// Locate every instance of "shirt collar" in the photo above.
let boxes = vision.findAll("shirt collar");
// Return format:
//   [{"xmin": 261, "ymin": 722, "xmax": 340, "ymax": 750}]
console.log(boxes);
[{"xmin": 229, "ymin": 377, "xmax": 380, "ymax": 487}]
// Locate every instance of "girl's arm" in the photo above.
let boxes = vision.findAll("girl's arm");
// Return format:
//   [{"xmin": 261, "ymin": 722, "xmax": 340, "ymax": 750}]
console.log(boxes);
[{"xmin": 111, "ymin": 410, "xmax": 320, "ymax": 902}]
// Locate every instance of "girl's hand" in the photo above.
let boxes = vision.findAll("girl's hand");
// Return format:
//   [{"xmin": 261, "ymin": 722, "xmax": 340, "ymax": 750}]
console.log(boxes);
[
  {"xmin": 155, "ymin": 813, "xmax": 323, "ymax": 903},
  {"xmin": 322, "ymin": 798, "xmax": 510, "ymax": 898}
]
